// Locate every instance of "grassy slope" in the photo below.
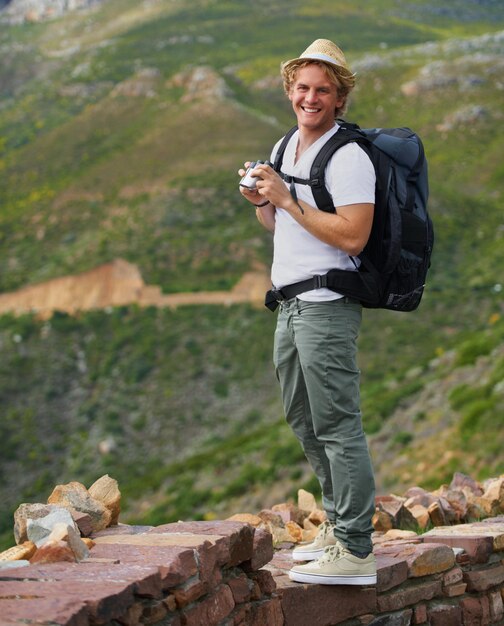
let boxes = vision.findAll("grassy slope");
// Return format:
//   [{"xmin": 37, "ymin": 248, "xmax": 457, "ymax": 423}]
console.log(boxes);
[{"xmin": 0, "ymin": 0, "xmax": 503, "ymax": 548}]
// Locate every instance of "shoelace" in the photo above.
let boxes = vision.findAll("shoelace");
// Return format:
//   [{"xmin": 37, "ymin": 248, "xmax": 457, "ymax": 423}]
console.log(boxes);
[
  {"xmin": 317, "ymin": 520, "xmax": 334, "ymax": 539},
  {"xmin": 319, "ymin": 542, "xmax": 345, "ymax": 563}
]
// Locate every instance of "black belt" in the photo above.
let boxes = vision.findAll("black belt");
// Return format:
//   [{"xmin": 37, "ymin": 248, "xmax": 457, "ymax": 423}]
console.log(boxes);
[{"xmin": 265, "ymin": 275, "xmax": 329, "ymax": 312}]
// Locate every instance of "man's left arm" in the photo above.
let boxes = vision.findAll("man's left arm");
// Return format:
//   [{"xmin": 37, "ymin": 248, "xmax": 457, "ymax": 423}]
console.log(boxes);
[
  {"xmin": 282, "ymin": 197, "xmax": 374, "ymax": 256},
  {"xmin": 251, "ymin": 162, "xmax": 373, "ymax": 255}
]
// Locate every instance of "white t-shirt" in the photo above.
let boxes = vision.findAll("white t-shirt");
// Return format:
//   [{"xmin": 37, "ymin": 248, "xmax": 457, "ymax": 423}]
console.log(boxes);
[{"xmin": 270, "ymin": 123, "xmax": 376, "ymax": 301}]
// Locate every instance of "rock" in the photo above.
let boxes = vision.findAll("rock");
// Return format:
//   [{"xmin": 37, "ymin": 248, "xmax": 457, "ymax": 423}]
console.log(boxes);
[
  {"xmin": 381, "ymin": 529, "xmax": 419, "ymax": 543},
  {"xmin": 27, "ymin": 508, "xmax": 79, "ymax": 547},
  {"xmin": 373, "ymin": 510, "xmax": 393, "ymax": 532},
  {"xmin": 14, "ymin": 503, "xmax": 61, "ymax": 544},
  {"xmin": 480, "ymin": 476, "xmax": 504, "ymax": 515},
  {"xmin": 428, "ymin": 501, "xmax": 447, "ymax": 527},
  {"xmin": 450, "ymin": 472, "xmax": 484, "ymax": 497},
  {"xmin": 88, "ymin": 475, "xmax": 121, "ymax": 525},
  {"xmin": 45, "ymin": 523, "xmax": 89, "ymax": 562},
  {"xmin": 376, "ymin": 495, "xmax": 418, "ymax": 530},
  {"xmin": 226, "ymin": 513, "xmax": 262, "ymax": 527},
  {"xmin": 0, "ymin": 559, "xmax": 30, "ymax": 570},
  {"xmin": 297, "ymin": 489, "xmax": 317, "ymax": 513},
  {"xmin": 435, "ymin": 487, "xmax": 468, "ymax": 522},
  {"xmin": 71, "ymin": 510, "xmax": 94, "ymax": 537},
  {"xmin": 404, "ymin": 543, "xmax": 456, "ymax": 577},
  {"xmin": 408, "ymin": 505, "xmax": 431, "ymax": 530},
  {"xmin": 166, "ymin": 66, "xmax": 231, "ymax": 104},
  {"xmin": 271, "ymin": 502, "xmax": 307, "ymax": 526},
  {"xmin": 258, "ymin": 510, "xmax": 284, "ymax": 528},
  {"xmin": 0, "ymin": 541, "xmax": 36, "ymax": 562},
  {"xmin": 404, "ymin": 487, "xmax": 438, "ymax": 510},
  {"xmin": 111, "ymin": 68, "xmax": 160, "ymax": 98},
  {"xmin": 307, "ymin": 508, "xmax": 327, "ymax": 526},
  {"xmin": 267, "ymin": 524, "xmax": 295, "ymax": 547},
  {"xmin": 47, "ymin": 481, "xmax": 112, "ymax": 532},
  {"xmin": 30, "ymin": 540, "xmax": 77, "ymax": 564},
  {"xmin": 285, "ymin": 521, "xmax": 303, "ymax": 543}
]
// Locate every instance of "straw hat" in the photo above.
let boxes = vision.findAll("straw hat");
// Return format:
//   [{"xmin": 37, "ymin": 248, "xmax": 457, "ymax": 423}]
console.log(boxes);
[{"xmin": 282, "ymin": 39, "xmax": 354, "ymax": 76}]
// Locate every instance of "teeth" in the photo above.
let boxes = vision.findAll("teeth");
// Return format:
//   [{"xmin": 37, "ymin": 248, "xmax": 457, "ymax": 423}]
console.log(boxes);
[{"xmin": 303, "ymin": 107, "xmax": 319, "ymax": 113}]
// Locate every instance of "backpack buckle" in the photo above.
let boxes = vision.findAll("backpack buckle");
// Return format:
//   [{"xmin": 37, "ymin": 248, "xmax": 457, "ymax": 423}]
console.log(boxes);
[{"xmin": 314, "ymin": 275, "xmax": 328, "ymax": 289}]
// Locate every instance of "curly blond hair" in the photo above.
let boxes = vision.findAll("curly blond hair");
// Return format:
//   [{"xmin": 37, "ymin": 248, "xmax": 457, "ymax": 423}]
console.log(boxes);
[{"xmin": 281, "ymin": 59, "xmax": 356, "ymax": 118}]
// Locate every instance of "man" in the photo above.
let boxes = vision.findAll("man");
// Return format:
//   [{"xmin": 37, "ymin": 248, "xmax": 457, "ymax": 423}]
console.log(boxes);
[{"xmin": 238, "ymin": 39, "xmax": 376, "ymax": 585}]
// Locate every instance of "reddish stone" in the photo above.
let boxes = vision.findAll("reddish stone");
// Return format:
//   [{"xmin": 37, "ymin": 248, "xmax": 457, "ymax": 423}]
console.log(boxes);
[
  {"xmin": 227, "ymin": 573, "xmax": 251, "ymax": 603},
  {"xmin": 404, "ymin": 543, "xmax": 455, "ymax": 577},
  {"xmin": 172, "ymin": 578, "xmax": 209, "ymax": 608},
  {"xmin": 117, "ymin": 601, "xmax": 143, "ymax": 626},
  {"xmin": 442, "ymin": 566, "xmax": 463, "ymax": 586},
  {"xmin": 250, "ymin": 579, "xmax": 262, "ymax": 601},
  {"xmin": 489, "ymin": 590, "xmax": 504, "ymax": 622},
  {"xmin": 229, "ymin": 603, "xmax": 250, "ymax": 625},
  {"xmin": 141, "ymin": 599, "xmax": 169, "ymax": 625},
  {"xmin": 71, "ymin": 510, "xmax": 94, "ymax": 537},
  {"xmin": 277, "ymin": 580, "xmax": 376, "ymax": 626},
  {"xmin": 248, "ymin": 597, "xmax": 284, "ymax": 626},
  {"xmin": 196, "ymin": 540, "xmax": 220, "ymax": 583},
  {"xmin": 376, "ymin": 555, "xmax": 409, "ymax": 592},
  {"xmin": 93, "ymin": 523, "xmax": 153, "ymax": 537},
  {"xmin": 181, "ymin": 583, "xmax": 235, "ymax": 625},
  {"xmin": 428, "ymin": 604, "xmax": 463, "ymax": 626},
  {"xmin": 0, "ymin": 579, "xmax": 134, "ymax": 623},
  {"xmin": 249, "ymin": 569, "xmax": 277, "ymax": 596},
  {"xmin": 89, "ymin": 541, "xmax": 197, "ymax": 588},
  {"xmin": 0, "ymin": 598, "xmax": 88, "ymax": 626},
  {"xmin": 463, "ymin": 563, "xmax": 504, "ymax": 592},
  {"xmin": 443, "ymin": 582, "xmax": 467, "ymax": 597},
  {"xmin": 0, "ymin": 561, "xmax": 163, "ymax": 598},
  {"xmin": 412, "ymin": 603, "xmax": 427, "ymax": 624},
  {"xmin": 377, "ymin": 579, "xmax": 442, "ymax": 613},
  {"xmin": 149, "ymin": 521, "xmax": 254, "ymax": 567},
  {"xmin": 422, "ymin": 534, "xmax": 494, "ymax": 564},
  {"xmin": 266, "ymin": 549, "xmax": 294, "ymax": 575},
  {"xmin": 242, "ymin": 528, "xmax": 274, "ymax": 572},
  {"xmin": 30, "ymin": 540, "xmax": 77, "ymax": 564},
  {"xmin": 461, "ymin": 596, "xmax": 491, "ymax": 626},
  {"xmin": 456, "ymin": 552, "xmax": 471, "ymax": 565}
]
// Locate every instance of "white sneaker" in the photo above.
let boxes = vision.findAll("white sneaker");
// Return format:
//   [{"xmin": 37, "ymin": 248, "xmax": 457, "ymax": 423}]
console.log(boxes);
[
  {"xmin": 292, "ymin": 520, "xmax": 337, "ymax": 562},
  {"xmin": 289, "ymin": 542, "xmax": 377, "ymax": 585}
]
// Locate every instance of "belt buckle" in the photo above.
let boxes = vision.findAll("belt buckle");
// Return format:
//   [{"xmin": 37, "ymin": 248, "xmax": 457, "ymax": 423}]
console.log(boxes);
[{"xmin": 271, "ymin": 288, "xmax": 285, "ymax": 303}]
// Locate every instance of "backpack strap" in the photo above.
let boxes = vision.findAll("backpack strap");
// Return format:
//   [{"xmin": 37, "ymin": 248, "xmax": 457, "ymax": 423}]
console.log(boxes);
[
  {"xmin": 273, "ymin": 123, "xmax": 371, "ymax": 213},
  {"xmin": 272, "ymin": 126, "xmax": 310, "ymax": 207}
]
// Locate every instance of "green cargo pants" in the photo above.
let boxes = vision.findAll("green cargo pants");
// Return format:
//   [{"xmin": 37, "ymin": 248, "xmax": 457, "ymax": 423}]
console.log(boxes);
[{"xmin": 273, "ymin": 297, "xmax": 375, "ymax": 554}]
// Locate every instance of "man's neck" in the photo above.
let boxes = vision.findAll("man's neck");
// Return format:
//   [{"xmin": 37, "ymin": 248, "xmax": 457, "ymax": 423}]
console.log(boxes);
[{"xmin": 296, "ymin": 122, "xmax": 337, "ymax": 162}]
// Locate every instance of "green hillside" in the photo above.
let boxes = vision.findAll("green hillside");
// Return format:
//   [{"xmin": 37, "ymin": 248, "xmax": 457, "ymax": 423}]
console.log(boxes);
[{"xmin": 1, "ymin": 0, "xmax": 503, "ymax": 549}]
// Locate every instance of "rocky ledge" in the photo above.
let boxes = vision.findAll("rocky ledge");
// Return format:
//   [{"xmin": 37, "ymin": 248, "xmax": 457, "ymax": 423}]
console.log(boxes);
[{"xmin": 1, "ymin": 516, "xmax": 504, "ymax": 625}]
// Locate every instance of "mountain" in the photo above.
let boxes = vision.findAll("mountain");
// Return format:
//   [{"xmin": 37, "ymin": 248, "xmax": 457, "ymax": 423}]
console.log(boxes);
[{"xmin": 0, "ymin": 0, "xmax": 503, "ymax": 549}]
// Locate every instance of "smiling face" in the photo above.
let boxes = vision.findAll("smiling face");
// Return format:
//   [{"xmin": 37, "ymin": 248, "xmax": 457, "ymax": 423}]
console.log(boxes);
[{"xmin": 288, "ymin": 63, "xmax": 345, "ymax": 138}]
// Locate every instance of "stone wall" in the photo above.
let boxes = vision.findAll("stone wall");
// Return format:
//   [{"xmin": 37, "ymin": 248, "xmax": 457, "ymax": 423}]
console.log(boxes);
[{"xmin": 1, "ymin": 517, "xmax": 504, "ymax": 625}]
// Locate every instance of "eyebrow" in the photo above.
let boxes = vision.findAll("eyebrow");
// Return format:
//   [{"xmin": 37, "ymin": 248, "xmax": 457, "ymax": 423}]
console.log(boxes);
[{"xmin": 296, "ymin": 82, "xmax": 331, "ymax": 90}]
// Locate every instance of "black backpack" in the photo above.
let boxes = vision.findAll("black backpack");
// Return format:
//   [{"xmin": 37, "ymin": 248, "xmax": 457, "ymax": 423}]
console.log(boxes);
[{"xmin": 266, "ymin": 121, "xmax": 434, "ymax": 313}]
